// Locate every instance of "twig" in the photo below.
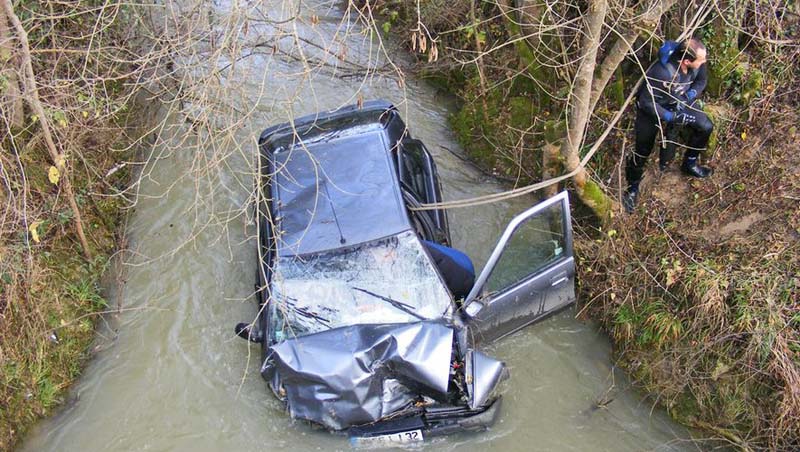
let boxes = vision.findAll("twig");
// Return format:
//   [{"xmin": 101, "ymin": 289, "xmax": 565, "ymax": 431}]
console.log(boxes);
[{"xmin": 2, "ymin": 0, "xmax": 92, "ymax": 259}]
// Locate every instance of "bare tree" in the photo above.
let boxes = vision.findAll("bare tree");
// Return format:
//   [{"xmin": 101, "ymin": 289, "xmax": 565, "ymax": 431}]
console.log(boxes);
[{"xmin": 559, "ymin": 0, "xmax": 610, "ymax": 218}]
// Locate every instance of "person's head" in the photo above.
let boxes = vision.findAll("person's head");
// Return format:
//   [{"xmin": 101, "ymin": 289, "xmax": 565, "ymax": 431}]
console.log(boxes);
[{"xmin": 675, "ymin": 38, "xmax": 707, "ymax": 72}]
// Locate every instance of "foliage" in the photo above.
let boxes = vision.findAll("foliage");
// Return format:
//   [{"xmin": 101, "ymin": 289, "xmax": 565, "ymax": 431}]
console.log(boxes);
[
  {"xmin": 577, "ymin": 99, "xmax": 800, "ymax": 450},
  {"xmin": 0, "ymin": 1, "xmax": 138, "ymax": 448}
]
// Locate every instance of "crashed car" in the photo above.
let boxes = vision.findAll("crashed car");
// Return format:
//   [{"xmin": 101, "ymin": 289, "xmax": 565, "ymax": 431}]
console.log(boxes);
[{"xmin": 235, "ymin": 100, "xmax": 576, "ymax": 445}]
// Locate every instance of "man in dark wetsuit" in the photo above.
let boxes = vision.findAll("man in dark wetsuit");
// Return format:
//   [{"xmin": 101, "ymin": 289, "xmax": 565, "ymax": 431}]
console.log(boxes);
[{"xmin": 623, "ymin": 38, "xmax": 714, "ymax": 213}]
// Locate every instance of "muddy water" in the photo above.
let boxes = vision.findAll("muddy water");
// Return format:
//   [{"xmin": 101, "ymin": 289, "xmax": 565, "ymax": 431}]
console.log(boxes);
[{"xmin": 22, "ymin": 2, "xmax": 697, "ymax": 451}]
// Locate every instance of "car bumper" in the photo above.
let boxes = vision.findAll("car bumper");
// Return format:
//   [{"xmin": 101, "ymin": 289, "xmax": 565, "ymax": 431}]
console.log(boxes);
[{"xmin": 348, "ymin": 398, "xmax": 502, "ymax": 445}]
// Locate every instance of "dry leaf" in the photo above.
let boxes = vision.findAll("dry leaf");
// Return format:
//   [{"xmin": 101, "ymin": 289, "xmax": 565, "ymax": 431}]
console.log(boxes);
[
  {"xmin": 48, "ymin": 166, "xmax": 60, "ymax": 185},
  {"xmin": 29, "ymin": 221, "xmax": 43, "ymax": 243}
]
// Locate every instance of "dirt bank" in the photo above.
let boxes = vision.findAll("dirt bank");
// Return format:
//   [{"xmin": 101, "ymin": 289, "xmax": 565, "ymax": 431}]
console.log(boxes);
[
  {"xmin": 0, "ymin": 1, "xmax": 139, "ymax": 448},
  {"xmin": 578, "ymin": 100, "xmax": 799, "ymax": 450}
]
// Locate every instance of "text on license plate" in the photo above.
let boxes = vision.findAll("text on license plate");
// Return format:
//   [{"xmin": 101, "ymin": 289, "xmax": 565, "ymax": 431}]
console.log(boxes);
[{"xmin": 352, "ymin": 429, "xmax": 424, "ymax": 447}]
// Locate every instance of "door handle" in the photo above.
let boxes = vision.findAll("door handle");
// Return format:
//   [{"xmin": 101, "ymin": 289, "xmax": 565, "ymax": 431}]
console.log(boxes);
[{"xmin": 550, "ymin": 274, "xmax": 568, "ymax": 287}]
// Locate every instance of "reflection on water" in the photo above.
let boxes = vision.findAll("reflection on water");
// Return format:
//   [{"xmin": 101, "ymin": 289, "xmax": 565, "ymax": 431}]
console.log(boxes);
[{"xmin": 20, "ymin": 1, "xmax": 697, "ymax": 451}]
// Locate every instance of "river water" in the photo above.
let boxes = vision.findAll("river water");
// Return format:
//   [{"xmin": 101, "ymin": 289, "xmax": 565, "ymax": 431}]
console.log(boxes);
[{"xmin": 21, "ymin": 1, "xmax": 698, "ymax": 450}]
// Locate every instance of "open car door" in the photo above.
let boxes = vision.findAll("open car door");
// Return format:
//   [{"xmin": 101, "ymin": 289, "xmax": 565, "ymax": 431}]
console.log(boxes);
[{"xmin": 463, "ymin": 191, "xmax": 575, "ymax": 344}]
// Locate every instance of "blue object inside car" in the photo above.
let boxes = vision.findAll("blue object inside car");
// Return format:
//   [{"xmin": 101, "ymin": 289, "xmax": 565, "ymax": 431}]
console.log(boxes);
[{"xmin": 422, "ymin": 240, "xmax": 475, "ymax": 300}]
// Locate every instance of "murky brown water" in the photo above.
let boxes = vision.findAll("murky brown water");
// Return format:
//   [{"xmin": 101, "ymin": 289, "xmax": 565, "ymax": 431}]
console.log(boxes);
[{"xmin": 21, "ymin": 2, "xmax": 699, "ymax": 450}]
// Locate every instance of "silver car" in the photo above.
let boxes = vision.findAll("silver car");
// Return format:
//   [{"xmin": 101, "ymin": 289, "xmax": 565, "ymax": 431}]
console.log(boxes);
[{"xmin": 235, "ymin": 100, "xmax": 576, "ymax": 445}]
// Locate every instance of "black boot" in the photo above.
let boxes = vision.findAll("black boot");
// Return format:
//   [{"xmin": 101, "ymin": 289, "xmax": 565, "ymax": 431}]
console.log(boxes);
[
  {"xmin": 659, "ymin": 145, "xmax": 676, "ymax": 171},
  {"xmin": 623, "ymin": 185, "xmax": 639, "ymax": 213},
  {"xmin": 681, "ymin": 156, "xmax": 713, "ymax": 178}
]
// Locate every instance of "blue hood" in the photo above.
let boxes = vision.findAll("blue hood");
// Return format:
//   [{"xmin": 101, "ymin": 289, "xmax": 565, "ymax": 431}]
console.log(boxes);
[{"xmin": 659, "ymin": 40, "xmax": 680, "ymax": 65}]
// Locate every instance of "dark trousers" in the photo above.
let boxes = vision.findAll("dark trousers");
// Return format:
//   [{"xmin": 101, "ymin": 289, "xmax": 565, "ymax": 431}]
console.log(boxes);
[{"xmin": 626, "ymin": 106, "xmax": 714, "ymax": 186}]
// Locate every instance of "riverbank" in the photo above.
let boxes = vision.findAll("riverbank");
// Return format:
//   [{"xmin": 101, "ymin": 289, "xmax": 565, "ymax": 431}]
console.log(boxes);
[
  {"xmin": 366, "ymin": 0, "xmax": 799, "ymax": 449},
  {"xmin": 0, "ymin": 2, "xmax": 139, "ymax": 448},
  {"xmin": 578, "ymin": 100, "xmax": 799, "ymax": 450}
]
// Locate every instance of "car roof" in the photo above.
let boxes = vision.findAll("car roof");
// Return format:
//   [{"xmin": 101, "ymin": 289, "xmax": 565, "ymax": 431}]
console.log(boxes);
[{"xmin": 266, "ymin": 105, "xmax": 413, "ymax": 257}]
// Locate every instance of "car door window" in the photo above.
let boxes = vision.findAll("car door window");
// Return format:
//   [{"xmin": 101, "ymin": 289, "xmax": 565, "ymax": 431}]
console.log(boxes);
[
  {"xmin": 399, "ymin": 144, "xmax": 427, "ymax": 201},
  {"xmin": 463, "ymin": 192, "xmax": 575, "ymax": 343},
  {"xmin": 483, "ymin": 202, "xmax": 565, "ymax": 295}
]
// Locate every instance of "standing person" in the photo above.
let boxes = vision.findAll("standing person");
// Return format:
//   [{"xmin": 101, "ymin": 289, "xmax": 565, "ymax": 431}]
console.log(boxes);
[{"xmin": 623, "ymin": 38, "xmax": 714, "ymax": 213}]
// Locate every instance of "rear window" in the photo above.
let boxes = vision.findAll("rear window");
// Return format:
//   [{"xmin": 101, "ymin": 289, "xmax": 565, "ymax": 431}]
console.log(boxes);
[
  {"xmin": 268, "ymin": 111, "xmax": 386, "ymax": 152},
  {"xmin": 268, "ymin": 230, "xmax": 453, "ymax": 341}
]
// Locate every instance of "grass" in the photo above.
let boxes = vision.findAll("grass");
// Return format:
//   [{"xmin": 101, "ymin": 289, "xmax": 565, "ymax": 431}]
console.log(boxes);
[
  {"xmin": 0, "ymin": 213, "xmax": 123, "ymax": 449},
  {"xmin": 0, "ymin": 1, "xmax": 137, "ymax": 448},
  {"xmin": 576, "ymin": 100, "xmax": 800, "ymax": 450}
]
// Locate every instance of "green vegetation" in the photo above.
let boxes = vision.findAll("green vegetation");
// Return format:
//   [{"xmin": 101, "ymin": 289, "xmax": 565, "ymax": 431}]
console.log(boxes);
[
  {"xmin": 0, "ymin": 1, "xmax": 138, "ymax": 448},
  {"xmin": 578, "ymin": 122, "xmax": 800, "ymax": 446}
]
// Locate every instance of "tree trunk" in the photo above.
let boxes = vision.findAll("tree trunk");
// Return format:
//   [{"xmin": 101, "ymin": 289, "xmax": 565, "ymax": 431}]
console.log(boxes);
[
  {"xmin": 588, "ymin": 0, "xmax": 678, "ymax": 114},
  {"xmin": 560, "ymin": 0, "xmax": 611, "ymax": 220},
  {"xmin": 498, "ymin": 0, "xmax": 553, "ymax": 98},
  {"xmin": 0, "ymin": 4, "xmax": 23, "ymax": 129},
  {"xmin": 469, "ymin": 1, "xmax": 490, "ymax": 122},
  {"xmin": 3, "ymin": 0, "xmax": 92, "ymax": 259},
  {"xmin": 541, "ymin": 119, "xmax": 563, "ymax": 198}
]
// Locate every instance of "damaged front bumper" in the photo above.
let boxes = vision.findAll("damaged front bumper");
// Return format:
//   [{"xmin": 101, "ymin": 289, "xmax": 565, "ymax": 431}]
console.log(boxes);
[
  {"xmin": 252, "ymin": 321, "xmax": 507, "ymax": 438},
  {"xmin": 348, "ymin": 398, "xmax": 502, "ymax": 447}
]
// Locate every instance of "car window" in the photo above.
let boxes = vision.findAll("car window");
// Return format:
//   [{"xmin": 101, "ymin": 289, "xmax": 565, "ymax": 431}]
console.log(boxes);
[
  {"xmin": 269, "ymin": 230, "xmax": 453, "ymax": 341},
  {"xmin": 483, "ymin": 201, "xmax": 566, "ymax": 295},
  {"xmin": 399, "ymin": 144, "xmax": 427, "ymax": 201}
]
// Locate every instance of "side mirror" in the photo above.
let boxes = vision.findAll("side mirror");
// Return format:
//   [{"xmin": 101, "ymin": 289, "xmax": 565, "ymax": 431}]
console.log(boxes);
[{"xmin": 234, "ymin": 322, "xmax": 264, "ymax": 343}]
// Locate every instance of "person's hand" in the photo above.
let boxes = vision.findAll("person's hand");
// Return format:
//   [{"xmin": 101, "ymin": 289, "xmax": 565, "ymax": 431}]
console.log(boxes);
[{"xmin": 673, "ymin": 111, "xmax": 697, "ymax": 125}]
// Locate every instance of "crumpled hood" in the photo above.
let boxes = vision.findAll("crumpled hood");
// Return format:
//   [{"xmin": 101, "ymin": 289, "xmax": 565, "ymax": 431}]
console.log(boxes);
[{"xmin": 268, "ymin": 321, "xmax": 455, "ymax": 430}]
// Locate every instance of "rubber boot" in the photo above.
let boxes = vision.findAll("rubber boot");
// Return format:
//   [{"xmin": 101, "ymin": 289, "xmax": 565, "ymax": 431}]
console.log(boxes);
[
  {"xmin": 681, "ymin": 156, "xmax": 713, "ymax": 178},
  {"xmin": 659, "ymin": 127, "xmax": 679, "ymax": 171},
  {"xmin": 659, "ymin": 145, "xmax": 676, "ymax": 171},
  {"xmin": 622, "ymin": 184, "xmax": 639, "ymax": 213}
]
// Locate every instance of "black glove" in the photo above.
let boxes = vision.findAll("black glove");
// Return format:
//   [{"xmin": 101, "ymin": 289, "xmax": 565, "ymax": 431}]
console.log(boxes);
[{"xmin": 673, "ymin": 111, "xmax": 697, "ymax": 126}]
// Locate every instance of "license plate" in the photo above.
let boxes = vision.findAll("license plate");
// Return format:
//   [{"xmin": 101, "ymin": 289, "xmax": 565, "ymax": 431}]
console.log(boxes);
[{"xmin": 351, "ymin": 429, "xmax": 424, "ymax": 448}]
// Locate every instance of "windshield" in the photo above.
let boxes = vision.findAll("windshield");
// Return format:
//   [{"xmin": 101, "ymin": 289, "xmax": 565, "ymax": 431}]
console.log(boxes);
[{"xmin": 269, "ymin": 230, "xmax": 453, "ymax": 341}]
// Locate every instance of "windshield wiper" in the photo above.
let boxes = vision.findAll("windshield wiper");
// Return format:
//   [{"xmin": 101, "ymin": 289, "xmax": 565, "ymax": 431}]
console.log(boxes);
[
  {"xmin": 351, "ymin": 287, "xmax": 426, "ymax": 320},
  {"xmin": 282, "ymin": 296, "xmax": 331, "ymax": 327}
]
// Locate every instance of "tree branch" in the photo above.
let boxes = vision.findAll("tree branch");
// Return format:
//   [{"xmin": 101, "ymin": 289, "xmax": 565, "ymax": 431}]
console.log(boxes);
[
  {"xmin": 588, "ymin": 0, "xmax": 678, "ymax": 113},
  {"xmin": 2, "ymin": 0, "xmax": 92, "ymax": 259}
]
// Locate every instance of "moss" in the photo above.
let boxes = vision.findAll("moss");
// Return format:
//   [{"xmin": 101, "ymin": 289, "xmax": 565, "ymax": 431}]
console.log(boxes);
[
  {"xmin": 702, "ymin": 103, "xmax": 732, "ymax": 158},
  {"xmin": 738, "ymin": 65, "xmax": 764, "ymax": 105},
  {"xmin": 611, "ymin": 67, "xmax": 625, "ymax": 108},
  {"xmin": 705, "ymin": 26, "xmax": 742, "ymax": 97},
  {"xmin": 577, "ymin": 179, "xmax": 612, "ymax": 223},
  {"xmin": 543, "ymin": 119, "xmax": 565, "ymax": 144},
  {"xmin": 508, "ymin": 96, "xmax": 535, "ymax": 129},
  {"xmin": 509, "ymin": 74, "xmax": 538, "ymax": 98},
  {"xmin": 418, "ymin": 68, "xmax": 464, "ymax": 95}
]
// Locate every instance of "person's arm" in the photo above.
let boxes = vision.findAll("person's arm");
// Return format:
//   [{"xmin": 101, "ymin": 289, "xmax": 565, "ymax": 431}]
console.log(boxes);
[
  {"xmin": 638, "ymin": 64, "xmax": 675, "ymax": 122},
  {"xmin": 686, "ymin": 64, "xmax": 708, "ymax": 101}
]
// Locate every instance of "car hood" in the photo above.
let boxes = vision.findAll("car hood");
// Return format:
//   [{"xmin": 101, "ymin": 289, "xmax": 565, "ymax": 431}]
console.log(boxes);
[{"xmin": 265, "ymin": 321, "xmax": 506, "ymax": 430}]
